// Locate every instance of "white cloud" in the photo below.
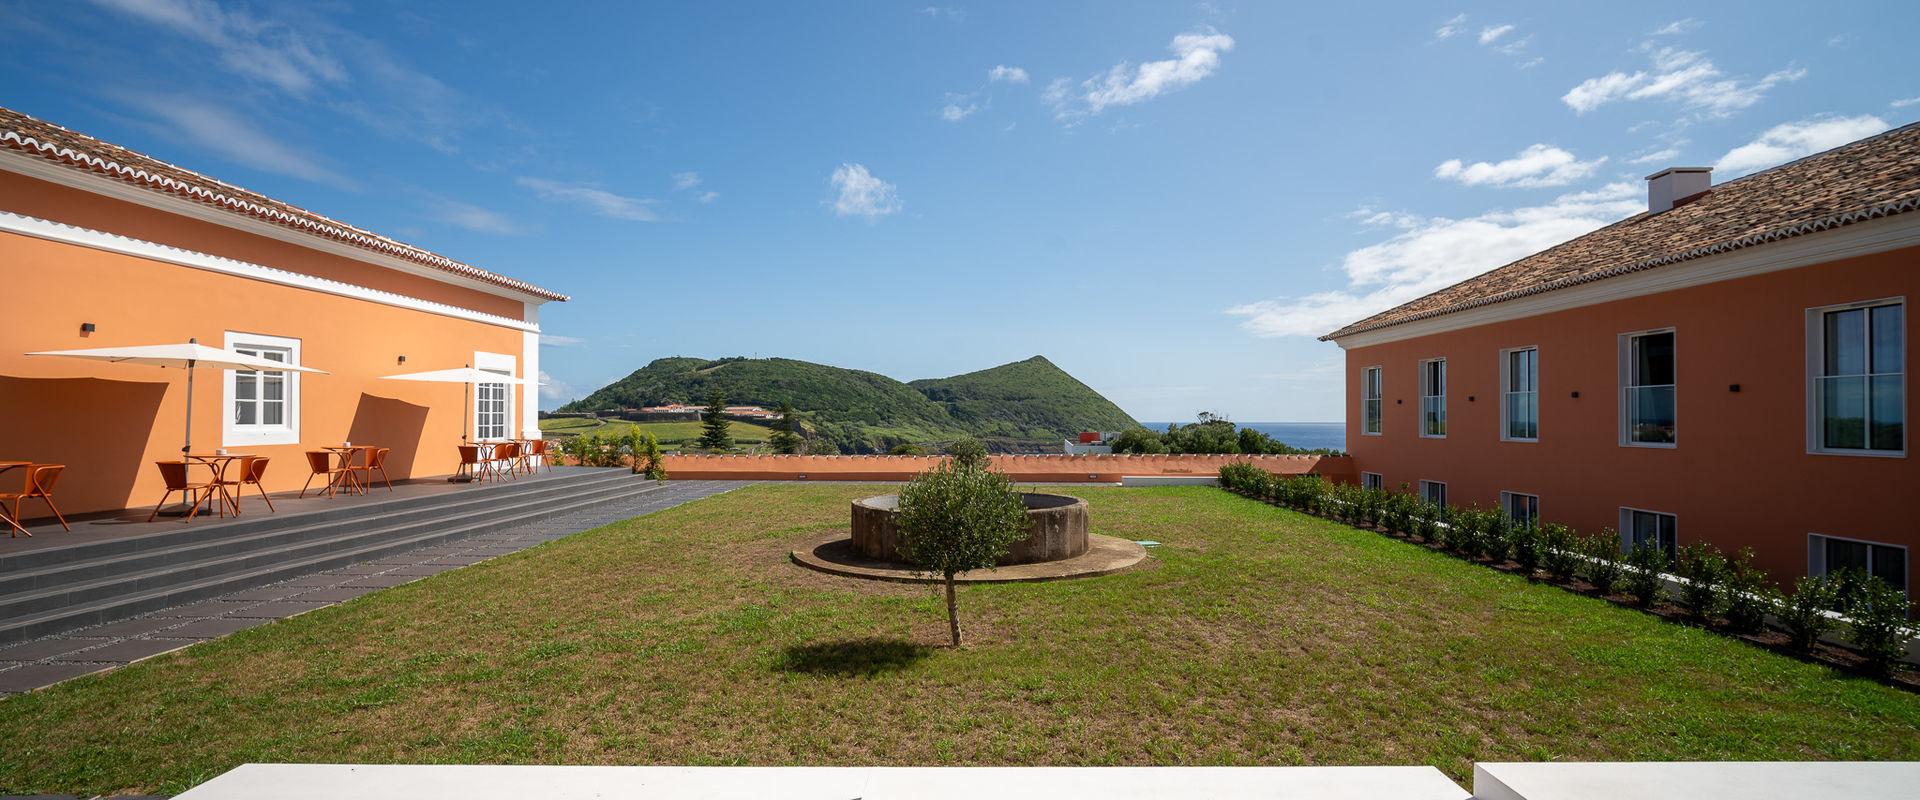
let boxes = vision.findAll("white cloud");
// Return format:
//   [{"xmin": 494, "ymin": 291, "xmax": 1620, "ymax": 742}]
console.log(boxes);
[
  {"xmin": 90, "ymin": 0, "xmax": 346, "ymax": 95},
  {"xmin": 1627, "ymin": 144, "xmax": 1685, "ymax": 165},
  {"xmin": 1712, "ymin": 114, "xmax": 1890, "ymax": 176},
  {"xmin": 1651, "ymin": 19, "xmax": 1702, "ymax": 36},
  {"xmin": 671, "ymin": 171, "xmax": 701, "ymax": 189},
  {"xmin": 537, "ymin": 370, "xmax": 575, "ymax": 403},
  {"xmin": 988, "ymin": 65, "xmax": 1029, "ymax": 84},
  {"xmin": 539, "ymin": 334, "xmax": 585, "ymax": 346},
  {"xmin": 428, "ymin": 198, "xmax": 524, "ymax": 235},
  {"xmin": 920, "ymin": 6, "xmax": 964, "ymax": 21},
  {"xmin": 829, "ymin": 163, "xmax": 901, "ymax": 219},
  {"xmin": 1563, "ymin": 45, "xmax": 1804, "ymax": 117},
  {"xmin": 1046, "ymin": 29, "xmax": 1235, "ymax": 119},
  {"xmin": 1478, "ymin": 24, "xmax": 1514, "ymax": 45},
  {"xmin": 697, "ymin": 191, "xmax": 719, "ymax": 203},
  {"xmin": 1227, "ymin": 183, "xmax": 1643, "ymax": 338},
  {"xmin": 119, "ymin": 94, "xmax": 351, "ymax": 187},
  {"xmin": 940, "ymin": 92, "xmax": 980, "ymax": 121},
  {"xmin": 1434, "ymin": 144, "xmax": 1607, "ymax": 189},
  {"xmin": 1891, "ymin": 97, "xmax": 1920, "ymax": 109},
  {"xmin": 1434, "ymin": 13, "xmax": 1468, "ymax": 40},
  {"xmin": 516, "ymin": 177, "xmax": 660, "ymax": 221}
]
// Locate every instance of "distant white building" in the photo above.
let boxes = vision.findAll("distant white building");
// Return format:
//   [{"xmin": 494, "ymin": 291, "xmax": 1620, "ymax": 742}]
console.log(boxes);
[{"xmin": 1063, "ymin": 431, "xmax": 1118, "ymax": 455}]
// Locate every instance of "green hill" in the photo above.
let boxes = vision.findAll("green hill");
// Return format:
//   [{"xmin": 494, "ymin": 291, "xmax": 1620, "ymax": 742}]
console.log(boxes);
[
  {"xmin": 908, "ymin": 355, "xmax": 1138, "ymax": 439},
  {"xmin": 556, "ymin": 355, "xmax": 1138, "ymax": 453}
]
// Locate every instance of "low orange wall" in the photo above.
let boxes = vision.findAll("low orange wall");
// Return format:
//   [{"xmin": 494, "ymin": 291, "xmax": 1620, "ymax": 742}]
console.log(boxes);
[{"xmin": 657, "ymin": 453, "xmax": 1356, "ymax": 483}]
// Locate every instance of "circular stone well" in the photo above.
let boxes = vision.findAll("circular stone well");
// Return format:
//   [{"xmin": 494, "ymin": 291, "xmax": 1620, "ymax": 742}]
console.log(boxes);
[{"xmin": 850, "ymin": 492, "xmax": 1090, "ymax": 566}]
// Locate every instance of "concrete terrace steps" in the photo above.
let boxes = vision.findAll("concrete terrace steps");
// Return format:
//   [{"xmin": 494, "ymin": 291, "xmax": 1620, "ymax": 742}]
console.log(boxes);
[{"xmin": 0, "ymin": 468, "xmax": 662, "ymax": 645}]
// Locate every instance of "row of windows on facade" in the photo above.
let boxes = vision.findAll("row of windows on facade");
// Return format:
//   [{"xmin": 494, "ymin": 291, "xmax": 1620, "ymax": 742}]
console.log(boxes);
[
  {"xmin": 1358, "ymin": 299, "xmax": 1905, "ymax": 454},
  {"xmin": 226, "ymin": 335, "xmax": 517, "ymax": 444},
  {"xmin": 1356, "ymin": 471, "xmax": 1907, "ymax": 592}
]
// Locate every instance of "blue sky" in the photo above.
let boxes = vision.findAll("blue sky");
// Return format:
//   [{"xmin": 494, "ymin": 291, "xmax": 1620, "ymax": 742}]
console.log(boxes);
[{"xmin": 3, "ymin": 1, "xmax": 1915, "ymax": 422}]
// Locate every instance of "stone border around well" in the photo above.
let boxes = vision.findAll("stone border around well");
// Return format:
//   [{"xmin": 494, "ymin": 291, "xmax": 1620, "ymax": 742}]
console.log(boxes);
[{"xmin": 789, "ymin": 531, "xmax": 1152, "ymax": 584}]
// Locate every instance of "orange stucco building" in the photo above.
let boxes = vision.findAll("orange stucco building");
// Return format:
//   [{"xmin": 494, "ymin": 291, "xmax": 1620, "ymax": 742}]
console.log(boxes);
[
  {"xmin": 1324, "ymin": 123, "xmax": 1919, "ymax": 593},
  {"xmin": 0, "ymin": 106, "xmax": 566, "ymax": 517}
]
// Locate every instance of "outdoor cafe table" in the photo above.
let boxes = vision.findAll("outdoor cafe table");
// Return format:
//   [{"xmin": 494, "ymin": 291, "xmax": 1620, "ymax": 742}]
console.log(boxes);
[
  {"xmin": 187, "ymin": 453, "xmax": 255, "ymax": 516},
  {"xmin": 322, "ymin": 445, "xmax": 377, "ymax": 495},
  {"xmin": 0, "ymin": 461, "xmax": 32, "ymax": 536}
]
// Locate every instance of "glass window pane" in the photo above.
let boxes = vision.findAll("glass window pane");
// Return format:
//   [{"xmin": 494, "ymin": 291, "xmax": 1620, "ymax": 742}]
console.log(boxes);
[
  {"xmin": 263, "ymin": 402, "xmax": 283, "ymax": 425},
  {"xmin": 1628, "ymin": 386, "xmax": 1676, "ymax": 443},
  {"xmin": 1826, "ymin": 309, "xmax": 1866, "ymax": 376},
  {"xmin": 235, "ymin": 374, "xmax": 256, "ymax": 400},
  {"xmin": 1828, "ymin": 538, "xmax": 1871, "ymax": 573},
  {"xmin": 1870, "ymin": 545, "xmax": 1907, "ymax": 592},
  {"xmin": 235, "ymin": 401, "xmax": 256, "ymax": 425},
  {"xmin": 1870, "ymin": 375, "xmax": 1903, "ymax": 450},
  {"xmin": 1634, "ymin": 333, "xmax": 1675, "ymax": 386},
  {"xmin": 1822, "ymin": 376, "xmax": 1867, "ymax": 449},
  {"xmin": 1870, "ymin": 305, "xmax": 1902, "ymax": 375},
  {"xmin": 263, "ymin": 376, "xmax": 283, "ymax": 401}
]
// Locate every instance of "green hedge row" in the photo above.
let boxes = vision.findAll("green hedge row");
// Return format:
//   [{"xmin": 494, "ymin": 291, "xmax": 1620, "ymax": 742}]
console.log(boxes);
[{"xmin": 1217, "ymin": 462, "xmax": 1914, "ymax": 675}]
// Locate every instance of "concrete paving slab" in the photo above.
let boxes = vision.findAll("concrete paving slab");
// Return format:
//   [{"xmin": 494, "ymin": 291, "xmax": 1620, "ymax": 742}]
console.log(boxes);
[
  {"xmin": 227, "ymin": 602, "xmax": 328, "ymax": 619},
  {"xmin": 219, "ymin": 588, "xmax": 303, "ymax": 602},
  {"xmin": 176, "ymin": 764, "xmax": 1470, "ymax": 800},
  {"xmin": 155, "ymin": 601, "xmax": 254, "ymax": 618},
  {"xmin": 1473, "ymin": 761, "xmax": 1920, "ymax": 800},
  {"xmin": 158, "ymin": 618, "xmax": 268, "ymax": 639},
  {"xmin": 290, "ymin": 587, "xmax": 376, "ymax": 603},
  {"xmin": 71, "ymin": 617, "xmax": 188, "ymax": 639},
  {"xmin": 52, "ymin": 638, "xmax": 191, "ymax": 664},
  {"xmin": 339, "ymin": 574, "xmax": 416, "ymax": 589},
  {"xmin": 382, "ymin": 564, "xmax": 452, "ymax": 576},
  {"xmin": 275, "ymin": 575, "xmax": 349, "ymax": 588},
  {"xmin": 0, "ymin": 639, "xmax": 93, "ymax": 662},
  {"xmin": 335, "ymin": 564, "xmax": 391, "ymax": 575},
  {"xmin": 423, "ymin": 555, "xmax": 491, "ymax": 565},
  {"xmin": 0, "ymin": 662, "xmax": 105, "ymax": 693}
]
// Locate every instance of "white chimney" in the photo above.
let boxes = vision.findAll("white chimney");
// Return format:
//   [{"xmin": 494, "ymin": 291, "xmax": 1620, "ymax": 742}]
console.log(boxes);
[{"xmin": 1645, "ymin": 167, "xmax": 1712, "ymax": 213}]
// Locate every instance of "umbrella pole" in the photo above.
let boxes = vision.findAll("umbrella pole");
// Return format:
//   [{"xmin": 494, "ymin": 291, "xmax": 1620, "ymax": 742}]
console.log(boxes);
[{"xmin": 183, "ymin": 338, "xmax": 196, "ymax": 462}]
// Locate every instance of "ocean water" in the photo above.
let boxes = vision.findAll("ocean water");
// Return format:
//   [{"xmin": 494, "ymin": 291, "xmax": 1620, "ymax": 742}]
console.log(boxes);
[{"xmin": 1138, "ymin": 421, "xmax": 1346, "ymax": 453}]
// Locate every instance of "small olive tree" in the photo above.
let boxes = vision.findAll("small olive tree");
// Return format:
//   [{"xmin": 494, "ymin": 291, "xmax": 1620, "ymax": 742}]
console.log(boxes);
[
  {"xmin": 895, "ymin": 460, "xmax": 1028, "ymax": 647},
  {"xmin": 945, "ymin": 436, "xmax": 989, "ymax": 470}
]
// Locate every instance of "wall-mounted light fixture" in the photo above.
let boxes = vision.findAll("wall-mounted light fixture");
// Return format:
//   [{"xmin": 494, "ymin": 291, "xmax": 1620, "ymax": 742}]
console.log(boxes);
[
  {"xmin": 1571, "ymin": 391, "xmax": 1580, "ymax": 398},
  {"xmin": 1467, "ymin": 395, "xmax": 1475, "ymax": 402},
  {"xmin": 398, "ymin": 355, "xmax": 408, "ymax": 364},
  {"xmin": 80, "ymin": 322, "xmax": 95, "ymax": 333},
  {"xmin": 1729, "ymin": 383, "xmax": 1741, "ymax": 393}
]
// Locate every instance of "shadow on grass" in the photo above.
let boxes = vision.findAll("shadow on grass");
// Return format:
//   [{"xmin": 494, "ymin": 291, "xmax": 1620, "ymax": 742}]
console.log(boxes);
[{"xmin": 775, "ymin": 638, "xmax": 931, "ymax": 677}]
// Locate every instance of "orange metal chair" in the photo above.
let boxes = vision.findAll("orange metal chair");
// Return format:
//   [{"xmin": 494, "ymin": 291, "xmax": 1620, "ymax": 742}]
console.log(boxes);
[
  {"xmin": 458, "ymin": 444, "xmax": 486, "ymax": 483},
  {"xmin": 531, "ymin": 439, "xmax": 554, "ymax": 473},
  {"xmin": 299, "ymin": 450, "xmax": 351, "ymax": 498},
  {"xmin": 356, "ymin": 447, "xmax": 394, "ymax": 492},
  {"xmin": 148, "ymin": 461, "xmax": 218, "ymax": 522},
  {"xmin": 1, "ymin": 464, "xmax": 68, "ymax": 533},
  {"xmin": 219, "ymin": 456, "xmax": 276, "ymax": 513},
  {"xmin": 488, "ymin": 442, "xmax": 519, "ymax": 481}
]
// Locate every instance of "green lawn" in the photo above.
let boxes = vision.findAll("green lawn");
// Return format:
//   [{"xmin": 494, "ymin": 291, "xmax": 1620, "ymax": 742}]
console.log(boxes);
[{"xmin": 2, "ymin": 486, "xmax": 1916, "ymax": 795}]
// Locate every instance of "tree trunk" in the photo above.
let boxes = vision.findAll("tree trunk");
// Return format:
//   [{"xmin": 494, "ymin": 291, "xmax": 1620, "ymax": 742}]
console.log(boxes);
[{"xmin": 944, "ymin": 574, "xmax": 961, "ymax": 647}]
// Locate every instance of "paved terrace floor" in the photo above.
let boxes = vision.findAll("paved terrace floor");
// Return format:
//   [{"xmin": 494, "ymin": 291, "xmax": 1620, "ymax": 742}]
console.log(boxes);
[{"xmin": 0, "ymin": 471, "xmax": 740, "ymax": 694}]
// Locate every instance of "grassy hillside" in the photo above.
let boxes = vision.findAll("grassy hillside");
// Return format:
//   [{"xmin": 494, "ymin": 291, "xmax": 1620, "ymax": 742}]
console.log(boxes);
[
  {"xmin": 555, "ymin": 355, "xmax": 1136, "ymax": 452},
  {"xmin": 538, "ymin": 417, "xmax": 775, "ymax": 446},
  {"xmin": 909, "ymin": 355, "xmax": 1139, "ymax": 438}
]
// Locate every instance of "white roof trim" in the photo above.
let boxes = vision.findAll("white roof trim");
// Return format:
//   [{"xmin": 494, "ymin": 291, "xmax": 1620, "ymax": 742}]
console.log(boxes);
[{"xmin": 0, "ymin": 210, "xmax": 539, "ymax": 333}]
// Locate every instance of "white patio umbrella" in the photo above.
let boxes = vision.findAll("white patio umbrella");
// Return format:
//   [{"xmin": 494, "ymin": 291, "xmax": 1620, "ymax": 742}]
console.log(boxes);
[
  {"xmin": 26, "ymin": 338, "xmax": 329, "ymax": 463},
  {"xmin": 377, "ymin": 365, "xmax": 527, "ymax": 443}
]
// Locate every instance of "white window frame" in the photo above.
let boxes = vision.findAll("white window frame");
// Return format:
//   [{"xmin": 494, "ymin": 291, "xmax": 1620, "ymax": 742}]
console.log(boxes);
[
  {"xmin": 1618, "ymin": 507, "xmax": 1678, "ymax": 558},
  {"xmin": 1808, "ymin": 533, "xmax": 1909, "ymax": 596},
  {"xmin": 222, "ymin": 331, "xmax": 301, "ymax": 446},
  {"xmin": 474, "ymin": 350, "xmax": 516, "ymax": 442},
  {"xmin": 1501, "ymin": 491, "xmax": 1540, "ymax": 528},
  {"xmin": 1418, "ymin": 479, "xmax": 1446, "ymax": 508},
  {"xmin": 1806, "ymin": 297, "xmax": 1906, "ymax": 457},
  {"xmin": 1419, "ymin": 358, "xmax": 1447, "ymax": 439},
  {"xmin": 1360, "ymin": 471, "xmax": 1383, "ymax": 491},
  {"xmin": 1619, "ymin": 328, "xmax": 1677, "ymax": 448},
  {"xmin": 1361, "ymin": 366, "xmax": 1383, "ymax": 436},
  {"xmin": 1500, "ymin": 346, "xmax": 1539, "ymax": 443}
]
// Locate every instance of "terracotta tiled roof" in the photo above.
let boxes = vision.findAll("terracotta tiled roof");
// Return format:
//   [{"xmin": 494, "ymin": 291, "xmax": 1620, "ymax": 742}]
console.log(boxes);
[
  {"xmin": 0, "ymin": 105, "xmax": 567, "ymax": 302},
  {"xmin": 1321, "ymin": 121, "xmax": 1920, "ymax": 341}
]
